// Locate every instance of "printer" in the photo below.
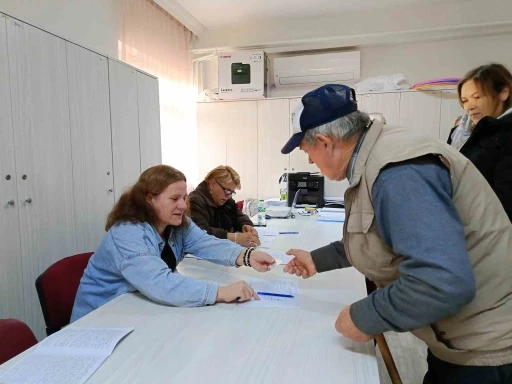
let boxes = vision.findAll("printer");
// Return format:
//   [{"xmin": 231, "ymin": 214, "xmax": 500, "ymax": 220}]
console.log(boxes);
[{"xmin": 287, "ymin": 172, "xmax": 325, "ymax": 208}]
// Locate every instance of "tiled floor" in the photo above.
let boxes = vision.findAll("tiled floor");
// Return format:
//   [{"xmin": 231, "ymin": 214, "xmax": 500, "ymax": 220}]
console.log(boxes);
[{"xmin": 376, "ymin": 332, "xmax": 428, "ymax": 384}]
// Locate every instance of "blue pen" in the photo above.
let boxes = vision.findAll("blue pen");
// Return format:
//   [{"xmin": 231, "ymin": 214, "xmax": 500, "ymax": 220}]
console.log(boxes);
[
  {"xmin": 279, "ymin": 231, "xmax": 299, "ymax": 234},
  {"xmin": 257, "ymin": 292, "xmax": 294, "ymax": 298}
]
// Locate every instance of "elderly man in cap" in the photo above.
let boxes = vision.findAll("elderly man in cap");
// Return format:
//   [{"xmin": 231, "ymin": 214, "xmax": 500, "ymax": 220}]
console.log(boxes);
[{"xmin": 283, "ymin": 84, "xmax": 512, "ymax": 384}]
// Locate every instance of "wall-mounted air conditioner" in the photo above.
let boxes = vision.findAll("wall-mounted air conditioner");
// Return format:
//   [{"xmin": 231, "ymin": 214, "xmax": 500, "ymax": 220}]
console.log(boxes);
[{"xmin": 273, "ymin": 51, "xmax": 360, "ymax": 88}]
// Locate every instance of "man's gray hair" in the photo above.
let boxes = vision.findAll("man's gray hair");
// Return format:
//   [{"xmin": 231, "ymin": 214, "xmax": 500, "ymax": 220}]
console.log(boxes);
[{"xmin": 303, "ymin": 110, "xmax": 371, "ymax": 145}]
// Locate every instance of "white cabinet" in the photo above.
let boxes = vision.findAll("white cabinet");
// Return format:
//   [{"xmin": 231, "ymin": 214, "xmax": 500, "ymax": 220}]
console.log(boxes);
[
  {"xmin": 399, "ymin": 91, "xmax": 441, "ymax": 138},
  {"xmin": 257, "ymin": 99, "xmax": 290, "ymax": 199},
  {"xmin": 197, "ymin": 102, "xmax": 230, "ymax": 181},
  {"xmin": 137, "ymin": 72, "xmax": 162, "ymax": 171},
  {"xmin": 360, "ymin": 93, "xmax": 401, "ymax": 126},
  {"xmin": 7, "ymin": 18, "xmax": 76, "ymax": 339},
  {"xmin": 197, "ymin": 101, "xmax": 258, "ymax": 200},
  {"xmin": 226, "ymin": 101, "xmax": 258, "ymax": 201},
  {"xmin": 0, "ymin": 14, "xmax": 24, "ymax": 322},
  {"xmin": 66, "ymin": 42, "xmax": 114, "ymax": 253},
  {"xmin": 109, "ymin": 59, "xmax": 141, "ymax": 200},
  {"xmin": 440, "ymin": 90, "xmax": 464, "ymax": 142}
]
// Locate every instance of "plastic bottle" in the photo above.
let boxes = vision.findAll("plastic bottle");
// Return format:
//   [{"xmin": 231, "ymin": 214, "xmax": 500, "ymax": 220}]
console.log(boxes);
[
  {"xmin": 279, "ymin": 173, "xmax": 288, "ymax": 201},
  {"xmin": 257, "ymin": 200, "xmax": 266, "ymax": 225}
]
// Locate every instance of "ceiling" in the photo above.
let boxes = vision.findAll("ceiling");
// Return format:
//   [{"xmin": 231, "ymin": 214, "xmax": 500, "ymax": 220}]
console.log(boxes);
[{"xmin": 173, "ymin": 0, "xmax": 468, "ymax": 30}]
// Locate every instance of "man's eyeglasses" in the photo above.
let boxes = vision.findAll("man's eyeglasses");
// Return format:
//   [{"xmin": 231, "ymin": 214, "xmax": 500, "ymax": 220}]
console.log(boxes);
[{"xmin": 215, "ymin": 179, "xmax": 236, "ymax": 196}]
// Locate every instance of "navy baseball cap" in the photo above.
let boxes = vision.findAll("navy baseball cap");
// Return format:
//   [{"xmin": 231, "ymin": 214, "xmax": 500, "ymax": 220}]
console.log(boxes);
[{"xmin": 281, "ymin": 84, "xmax": 358, "ymax": 154}]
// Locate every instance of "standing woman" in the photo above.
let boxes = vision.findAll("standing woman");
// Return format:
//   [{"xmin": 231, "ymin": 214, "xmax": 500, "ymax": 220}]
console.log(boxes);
[
  {"xmin": 188, "ymin": 166, "xmax": 260, "ymax": 247},
  {"xmin": 448, "ymin": 63, "xmax": 512, "ymax": 220}
]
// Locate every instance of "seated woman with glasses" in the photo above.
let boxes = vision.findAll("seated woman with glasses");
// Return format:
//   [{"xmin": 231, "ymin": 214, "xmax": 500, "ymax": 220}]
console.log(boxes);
[{"xmin": 187, "ymin": 165, "xmax": 261, "ymax": 247}]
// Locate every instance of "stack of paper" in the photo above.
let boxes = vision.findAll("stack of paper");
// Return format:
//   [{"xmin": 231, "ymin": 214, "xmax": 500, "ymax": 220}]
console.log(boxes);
[
  {"xmin": 0, "ymin": 327, "xmax": 134, "ymax": 384},
  {"xmin": 318, "ymin": 208, "xmax": 345, "ymax": 222}
]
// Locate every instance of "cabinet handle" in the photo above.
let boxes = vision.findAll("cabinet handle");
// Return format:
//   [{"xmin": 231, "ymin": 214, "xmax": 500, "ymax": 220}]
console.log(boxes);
[
  {"xmin": 25, "ymin": 198, "xmax": 32, "ymax": 203},
  {"xmin": 7, "ymin": 200, "xmax": 15, "ymax": 206},
  {"xmin": 5, "ymin": 174, "xmax": 11, "ymax": 180},
  {"xmin": 22, "ymin": 174, "xmax": 27, "ymax": 180},
  {"xmin": 108, "ymin": 189, "xmax": 113, "ymax": 193}
]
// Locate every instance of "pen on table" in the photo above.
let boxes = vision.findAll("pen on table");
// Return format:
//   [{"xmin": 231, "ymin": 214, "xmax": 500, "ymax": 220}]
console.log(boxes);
[
  {"xmin": 256, "ymin": 292, "xmax": 294, "ymax": 298},
  {"xmin": 278, "ymin": 231, "xmax": 299, "ymax": 234}
]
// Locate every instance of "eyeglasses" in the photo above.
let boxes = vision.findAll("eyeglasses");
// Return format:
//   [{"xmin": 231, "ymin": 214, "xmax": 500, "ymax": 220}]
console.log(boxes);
[{"xmin": 215, "ymin": 179, "xmax": 236, "ymax": 196}]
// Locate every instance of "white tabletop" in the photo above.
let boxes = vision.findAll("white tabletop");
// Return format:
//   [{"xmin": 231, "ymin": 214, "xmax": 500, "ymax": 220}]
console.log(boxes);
[{"xmin": 0, "ymin": 214, "xmax": 379, "ymax": 384}]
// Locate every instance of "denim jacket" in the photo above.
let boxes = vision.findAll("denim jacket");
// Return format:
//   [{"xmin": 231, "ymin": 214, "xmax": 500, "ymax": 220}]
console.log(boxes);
[{"xmin": 71, "ymin": 219, "xmax": 244, "ymax": 322}]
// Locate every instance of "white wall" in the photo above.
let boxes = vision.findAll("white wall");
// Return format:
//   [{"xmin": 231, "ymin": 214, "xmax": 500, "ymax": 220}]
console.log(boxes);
[
  {"xmin": 197, "ymin": 33, "xmax": 512, "ymax": 99},
  {"xmin": 1, "ymin": 0, "xmax": 122, "ymax": 57}
]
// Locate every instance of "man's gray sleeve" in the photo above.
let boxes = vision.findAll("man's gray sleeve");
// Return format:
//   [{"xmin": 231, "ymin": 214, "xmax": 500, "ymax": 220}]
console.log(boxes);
[{"xmin": 310, "ymin": 241, "xmax": 352, "ymax": 272}]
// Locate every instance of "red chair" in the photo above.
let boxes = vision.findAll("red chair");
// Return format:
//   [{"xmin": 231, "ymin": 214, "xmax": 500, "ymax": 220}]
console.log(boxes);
[
  {"xmin": 0, "ymin": 319, "xmax": 37, "ymax": 365},
  {"xmin": 35, "ymin": 252, "xmax": 93, "ymax": 336},
  {"xmin": 236, "ymin": 201, "xmax": 244, "ymax": 211}
]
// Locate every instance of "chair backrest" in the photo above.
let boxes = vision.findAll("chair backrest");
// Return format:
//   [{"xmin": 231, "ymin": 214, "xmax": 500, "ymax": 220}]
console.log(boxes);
[
  {"xmin": 0, "ymin": 319, "xmax": 37, "ymax": 365},
  {"xmin": 236, "ymin": 201, "xmax": 244, "ymax": 211},
  {"xmin": 35, "ymin": 252, "xmax": 93, "ymax": 336}
]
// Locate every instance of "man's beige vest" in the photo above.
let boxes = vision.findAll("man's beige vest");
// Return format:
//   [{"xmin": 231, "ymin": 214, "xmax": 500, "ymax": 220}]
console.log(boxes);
[{"xmin": 344, "ymin": 121, "xmax": 512, "ymax": 366}]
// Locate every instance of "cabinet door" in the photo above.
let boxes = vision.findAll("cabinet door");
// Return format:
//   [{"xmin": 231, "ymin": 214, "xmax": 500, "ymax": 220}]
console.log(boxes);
[
  {"xmin": 137, "ymin": 71, "xmax": 162, "ymax": 171},
  {"xmin": 7, "ymin": 19, "xmax": 76, "ymax": 339},
  {"xmin": 226, "ymin": 101, "xmax": 258, "ymax": 201},
  {"xmin": 399, "ymin": 91, "xmax": 442, "ymax": 138},
  {"xmin": 197, "ymin": 102, "xmax": 229, "ymax": 182},
  {"xmin": 440, "ymin": 90, "xmax": 464, "ymax": 141},
  {"xmin": 0, "ymin": 14, "xmax": 24, "ymax": 322},
  {"xmin": 360, "ymin": 93, "xmax": 401, "ymax": 126},
  {"xmin": 66, "ymin": 42, "xmax": 114, "ymax": 253},
  {"xmin": 257, "ymin": 99, "xmax": 290, "ymax": 199},
  {"xmin": 109, "ymin": 60, "xmax": 141, "ymax": 200}
]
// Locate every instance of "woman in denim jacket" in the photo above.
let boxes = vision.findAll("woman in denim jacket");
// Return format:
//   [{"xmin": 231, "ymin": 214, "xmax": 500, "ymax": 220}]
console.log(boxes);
[{"xmin": 71, "ymin": 165, "xmax": 275, "ymax": 322}]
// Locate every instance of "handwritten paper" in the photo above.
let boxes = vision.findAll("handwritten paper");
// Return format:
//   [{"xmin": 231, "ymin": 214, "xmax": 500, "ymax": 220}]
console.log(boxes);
[{"xmin": 240, "ymin": 277, "xmax": 299, "ymax": 308}]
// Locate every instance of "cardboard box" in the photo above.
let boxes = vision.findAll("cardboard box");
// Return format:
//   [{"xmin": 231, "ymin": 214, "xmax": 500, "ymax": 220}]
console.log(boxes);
[{"xmin": 218, "ymin": 51, "xmax": 267, "ymax": 99}]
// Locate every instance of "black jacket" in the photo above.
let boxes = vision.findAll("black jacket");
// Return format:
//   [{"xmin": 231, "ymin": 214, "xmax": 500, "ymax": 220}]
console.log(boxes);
[
  {"xmin": 447, "ymin": 112, "xmax": 512, "ymax": 220},
  {"xmin": 187, "ymin": 181, "xmax": 253, "ymax": 239}
]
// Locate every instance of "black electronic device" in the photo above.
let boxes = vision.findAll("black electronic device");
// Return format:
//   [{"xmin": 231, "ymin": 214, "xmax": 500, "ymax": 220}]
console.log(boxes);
[{"xmin": 287, "ymin": 172, "xmax": 324, "ymax": 208}]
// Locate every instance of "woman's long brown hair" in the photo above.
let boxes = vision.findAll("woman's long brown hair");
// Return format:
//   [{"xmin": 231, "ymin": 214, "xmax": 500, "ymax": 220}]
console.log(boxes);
[{"xmin": 106, "ymin": 165, "xmax": 187, "ymax": 231}]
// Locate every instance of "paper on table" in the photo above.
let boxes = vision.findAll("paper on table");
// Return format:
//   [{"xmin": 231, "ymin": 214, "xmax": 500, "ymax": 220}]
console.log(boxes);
[
  {"xmin": 255, "ymin": 227, "xmax": 280, "ymax": 236},
  {"xmin": 258, "ymin": 236, "xmax": 277, "ymax": 249},
  {"xmin": 0, "ymin": 327, "xmax": 134, "ymax": 384},
  {"xmin": 39, "ymin": 327, "xmax": 134, "ymax": 356},
  {"xmin": 318, "ymin": 211, "xmax": 345, "ymax": 222},
  {"xmin": 0, "ymin": 354, "xmax": 106, "ymax": 384},
  {"xmin": 240, "ymin": 277, "xmax": 299, "ymax": 308},
  {"xmin": 319, "ymin": 207, "xmax": 345, "ymax": 213}
]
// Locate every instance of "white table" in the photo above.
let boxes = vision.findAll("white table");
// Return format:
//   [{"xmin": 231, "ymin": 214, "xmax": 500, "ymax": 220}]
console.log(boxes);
[{"xmin": 0, "ymin": 214, "xmax": 379, "ymax": 384}]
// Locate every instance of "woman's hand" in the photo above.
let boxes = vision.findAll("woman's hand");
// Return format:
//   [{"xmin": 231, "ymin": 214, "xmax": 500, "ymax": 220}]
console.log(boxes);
[
  {"xmin": 283, "ymin": 249, "xmax": 317, "ymax": 279},
  {"xmin": 235, "ymin": 250, "xmax": 275, "ymax": 272},
  {"xmin": 216, "ymin": 281, "xmax": 260, "ymax": 303},
  {"xmin": 249, "ymin": 250, "xmax": 275, "ymax": 272},
  {"xmin": 242, "ymin": 225, "xmax": 259, "ymax": 236},
  {"xmin": 233, "ymin": 232, "xmax": 261, "ymax": 247}
]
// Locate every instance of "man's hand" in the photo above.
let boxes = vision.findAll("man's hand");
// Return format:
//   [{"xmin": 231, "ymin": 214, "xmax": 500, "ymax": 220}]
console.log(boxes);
[
  {"xmin": 283, "ymin": 249, "xmax": 317, "ymax": 279},
  {"xmin": 335, "ymin": 305, "xmax": 373, "ymax": 343}
]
